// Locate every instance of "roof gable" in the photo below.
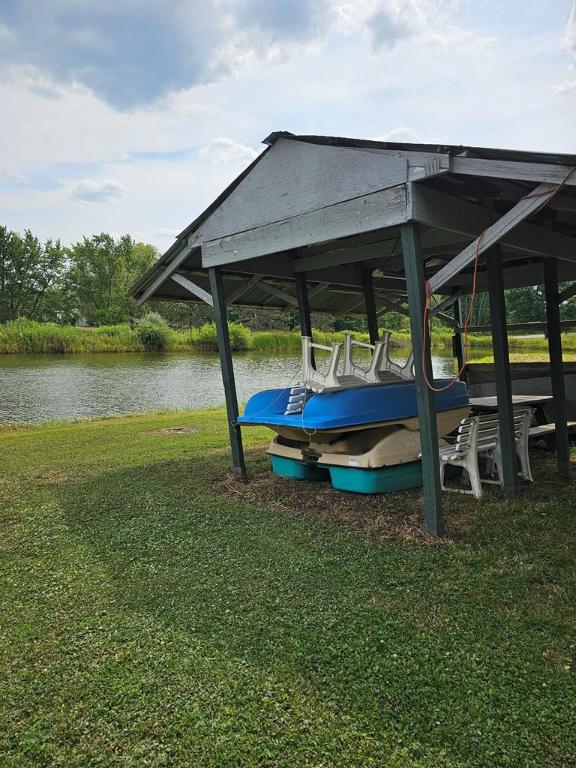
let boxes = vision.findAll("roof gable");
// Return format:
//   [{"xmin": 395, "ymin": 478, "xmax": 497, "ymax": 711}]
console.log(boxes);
[{"xmin": 200, "ymin": 137, "xmax": 409, "ymax": 242}]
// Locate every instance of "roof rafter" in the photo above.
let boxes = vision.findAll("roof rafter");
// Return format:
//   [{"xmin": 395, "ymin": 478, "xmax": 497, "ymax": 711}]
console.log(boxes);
[
  {"xmin": 412, "ymin": 184, "xmax": 576, "ymax": 279},
  {"xmin": 137, "ymin": 242, "xmax": 199, "ymax": 305},
  {"xmin": 170, "ymin": 273, "xmax": 213, "ymax": 306},
  {"xmin": 225, "ymin": 274, "xmax": 263, "ymax": 303},
  {"xmin": 260, "ymin": 282, "xmax": 299, "ymax": 307},
  {"xmin": 428, "ymin": 181, "xmax": 557, "ymax": 292},
  {"xmin": 558, "ymin": 282, "xmax": 576, "ymax": 304}
]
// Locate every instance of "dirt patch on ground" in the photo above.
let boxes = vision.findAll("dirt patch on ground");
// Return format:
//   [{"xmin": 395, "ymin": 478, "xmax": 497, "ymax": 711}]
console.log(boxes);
[
  {"xmin": 221, "ymin": 470, "xmax": 445, "ymax": 545},
  {"xmin": 220, "ymin": 450, "xmax": 575, "ymax": 545},
  {"xmin": 145, "ymin": 427, "xmax": 199, "ymax": 436},
  {"xmin": 32, "ymin": 470, "xmax": 73, "ymax": 487}
]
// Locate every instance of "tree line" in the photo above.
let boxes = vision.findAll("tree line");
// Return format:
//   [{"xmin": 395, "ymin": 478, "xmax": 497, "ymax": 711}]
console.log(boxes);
[
  {"xmin": 0, "ymin": 226, "xmax": 214, "ymax": 328},
  {"xmin": 1, "ymin": 224, "xmax": 575, "ymax": 331}
]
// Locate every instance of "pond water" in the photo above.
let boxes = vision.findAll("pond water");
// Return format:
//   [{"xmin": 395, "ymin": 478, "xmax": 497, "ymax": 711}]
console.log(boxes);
[{"xmin": 0, "ymin": 351, "xmax": 458, "ymax": 424}]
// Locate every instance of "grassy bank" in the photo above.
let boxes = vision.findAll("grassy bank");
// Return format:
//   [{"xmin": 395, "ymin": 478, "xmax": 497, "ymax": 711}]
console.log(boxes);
[
  {"xmin": 1, "ymin": 410, "xmax": 575, "ymax": 766},
  {"xmin": 0, "ymin": 320, "xmax": 421, "ymax": 355},
  {"xmin": 3, "ymin": 319, "xmax": 575, "ymax": 356}
]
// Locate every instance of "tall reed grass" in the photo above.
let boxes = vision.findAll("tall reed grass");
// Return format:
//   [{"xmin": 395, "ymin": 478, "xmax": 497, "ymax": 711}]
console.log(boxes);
[
  {"xmin": 0, "ymin": 319, "xmax": 190, "ymax": 354},
  {"xmin": 1, "ymin": 318, "xmax": 575, "ymax": 356}
]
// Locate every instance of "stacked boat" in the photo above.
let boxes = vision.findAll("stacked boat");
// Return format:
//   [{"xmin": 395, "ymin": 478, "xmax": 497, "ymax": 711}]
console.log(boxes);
[{"xmin": 238, "ymin": 333, "xmax": 470, "ymax": 493}]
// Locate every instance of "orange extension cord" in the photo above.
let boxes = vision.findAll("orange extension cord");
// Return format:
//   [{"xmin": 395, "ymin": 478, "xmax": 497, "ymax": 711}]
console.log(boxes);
[{"xmin": 421, "ymin": 164, "xmax": 576, "ymax": 393}]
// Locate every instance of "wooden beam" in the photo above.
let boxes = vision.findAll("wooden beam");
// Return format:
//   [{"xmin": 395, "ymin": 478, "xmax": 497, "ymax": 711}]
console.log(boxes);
[
  {"xmin": 225, "ymin": 274, "xmax": 263, "ymax": 303},
  {"xmin": 202, "ymin": 184, "xmax": 408, "ymax": 267},
  {"xmin": 137, "ymin": 243, "xmax": 197, "ymax": 304},
  {"xmin": 462, "ymin": 319, "xmax": 576, "ymax": 333},
  {"xmin": 295, "ymin": 272, "xmax": 315, "ymax": 366},
  {"xmin": 223, "ymin": 254, "xmax": 370, "ymax": 291},
  {"xmin": 367, "ymin": 147, "xmax": 576, "ymax": 187},
  {"xmin": 427, "ymin": 182, "xmax": 557, "ymax": 292},
  {"xmin": 452, "ymin": 290, "xmax": 466, "ymax": 381},
  {"xmin": 293, "ymin": 239, "xmax": 396, "ymax": 273},
  {"xmin": 208, "ymin": 266, "xmax": 246, "ymax": 476},
  {"xmin": 429, "ymin": 289, "xmax": 464, "ymax": 317},
  {"xmin": 559, "ymin": 282, "xmax": 576, "ymax": 305},
  {"xmin": 412, "ymin": 185, "xmax": 576, "ymax": 270},
  {"xmin": 307, "ymin": 283, "xmax": 327, "ymax": 301},
  {"xmin": 170, "ymin": 273, "xmax": 213, "ymax": 307},
  {"xmin": 295, "ymin": 272, "xmax": 313, "ymax": 336},
  {"xmin": 401, "ymin": 221, "xmax": 443, "ymax": 536},
  {"xmin": 261, "ymin": 282, "xmax": 299, "ymax": 307},
  {"xmin": 295, "ymin": 230, "xmax": 470, "ymax": 277},
  {"xmin": 376, "ymin": 295, "xmax": 410, "ymax": 317},
  {"xmin": 451, "ymin": 156, "xmax": 576, "ymax": 188},
  {"xmin": 337, "ymin": 288, "xmax": 369, "ymax": 315},
  {"xmin": 487, "ymin": 247, "xmax": 518, "ymax": 496},
  {"xmin": 409, "ymin": 154, "xmax": 451, "ymax": 181},
  {"xmin": 362, "ymin": 267, "xmax": 379, "ymax": 344},
  {"xmin": 544, "ymin": 258, "xmax": 571, "ymax": 479}
]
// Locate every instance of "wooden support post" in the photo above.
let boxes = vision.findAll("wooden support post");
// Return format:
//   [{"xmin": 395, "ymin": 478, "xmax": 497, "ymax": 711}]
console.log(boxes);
[
  {"xmin": 401, "ymin": 221, "xmax": 443, "ymax": 536},
  {"xmin": 486, "ymin": 247, "xmax": 518, "ymax": 496},
  {"xmin": 208, "ymin": 266, "xmax": 246, "ymax": 477},
  {"xmin": 295, "ymin": 271, "xmax": 315, "ymax": 367},
  {"xmin": 544, "ymin": 258, "xmax": 571, "ymax": 479},
  {"xmin": 362, "ymin": 266, "xmax": 380, "ymax": 344},
  {"xmin": 452, "ymin": 289, "xmax": 466, "ymax": 381}
]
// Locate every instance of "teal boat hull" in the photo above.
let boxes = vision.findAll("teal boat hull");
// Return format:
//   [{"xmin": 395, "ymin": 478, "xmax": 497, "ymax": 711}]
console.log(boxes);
[
  {"xmin": 270, "ymin": 455, "xmax": 330, "ymax": 481},
  {"xmin": 269, "ymin": 455, "xmax": 423, "ymax": 494},
  {"xmin": 327, "ymin": 461, "xmax": 422, "ymax": 494}
]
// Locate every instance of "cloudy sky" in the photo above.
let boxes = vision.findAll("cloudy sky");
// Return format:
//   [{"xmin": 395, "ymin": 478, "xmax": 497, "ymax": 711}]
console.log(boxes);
[{"xmin": 1, "ymin": 0, "xmax": 574, "ymax": 250}]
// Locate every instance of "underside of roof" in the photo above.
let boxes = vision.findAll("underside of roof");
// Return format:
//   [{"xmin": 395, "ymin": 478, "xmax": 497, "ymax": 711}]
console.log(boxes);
[{"xmin": 131, "ymin": 132, "xmax": 576, "ymax": 316}]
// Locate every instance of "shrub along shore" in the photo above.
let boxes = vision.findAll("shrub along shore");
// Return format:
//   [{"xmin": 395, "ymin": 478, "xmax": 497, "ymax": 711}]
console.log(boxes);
[{"xmin": 1, "ymin": 318, "xmax": 575, "ymax": 356}]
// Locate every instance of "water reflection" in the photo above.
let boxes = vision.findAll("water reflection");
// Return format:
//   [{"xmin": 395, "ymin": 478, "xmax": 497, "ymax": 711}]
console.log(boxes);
[{"xmin": 0, "ymin": 352, "xmax": 458, "ymax": 424}]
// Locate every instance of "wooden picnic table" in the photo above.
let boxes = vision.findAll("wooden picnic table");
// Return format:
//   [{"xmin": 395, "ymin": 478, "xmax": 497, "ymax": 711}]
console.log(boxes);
[
  {"xmin": 469, "ymin": 394, "xmax": 553, "ymax": 416},
  {"xmin": 469, "ymin": 394, "xmax": 553, "ymax": 427},
  {"xmin": 468, "ymin": 395, "xmax": 576, "ymax": 448}
]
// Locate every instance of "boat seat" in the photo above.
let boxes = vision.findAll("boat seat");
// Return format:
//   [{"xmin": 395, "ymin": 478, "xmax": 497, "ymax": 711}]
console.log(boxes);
[
  {"xmin": 301, "ymin": 337, "xmax": 344, "ymax": 392},
  {"xmin": 301, "ymin": 333, "xmax": 414, "ymax": 393},
  {"xmin": 343, "ymin": 333, "xmax": 414, "ymax": 384}
]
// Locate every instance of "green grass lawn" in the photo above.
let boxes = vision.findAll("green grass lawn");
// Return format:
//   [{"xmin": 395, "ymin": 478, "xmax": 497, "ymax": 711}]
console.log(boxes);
[{"xmin": 1, "ymin": 411, "xmax": 575, "ymax": 767}]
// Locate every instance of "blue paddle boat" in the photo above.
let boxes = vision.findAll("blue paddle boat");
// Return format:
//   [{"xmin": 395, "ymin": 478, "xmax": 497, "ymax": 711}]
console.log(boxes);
[{"xmin": 238, "ymin": 334, "xmax": 469, "ymax": 493}]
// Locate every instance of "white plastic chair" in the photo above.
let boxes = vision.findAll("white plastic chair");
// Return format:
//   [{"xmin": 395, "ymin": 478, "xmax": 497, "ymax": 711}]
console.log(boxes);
[
  {"xmin": 438, "ymin": 409, "xmax": 534, "ymax": 499},
  {"xmin": 486, "ymin": 408, "xmax": 534, "ymax": 484},
  {"xmin": 439, "ymin": 415, "xmax": 486, "ymax": 498}
]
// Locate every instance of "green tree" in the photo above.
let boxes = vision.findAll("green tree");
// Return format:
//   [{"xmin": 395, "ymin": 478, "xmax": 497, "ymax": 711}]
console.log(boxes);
[
  {"xmin": 153, "ymin": 300, "xmax": 214, "ymax": 329},
  {"xmin": 505, "ymin": 286, "xmax": 546, "ymax": 325},
  {"xmin": 0, "ymin": 226, "xmax": 66, "ymax": 322},
  {"xmin": 67, "ymin": 235, "xmax": 157, "ymax": 325}
]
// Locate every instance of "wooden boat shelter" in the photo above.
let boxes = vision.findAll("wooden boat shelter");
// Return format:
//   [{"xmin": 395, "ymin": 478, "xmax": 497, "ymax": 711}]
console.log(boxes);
[{"xmin": 132, "ymin": 132, "xmax": 576, "ymax": 535}]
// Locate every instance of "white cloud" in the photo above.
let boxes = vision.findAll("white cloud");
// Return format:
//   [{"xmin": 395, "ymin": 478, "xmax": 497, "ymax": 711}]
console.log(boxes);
[
  {"xmin": 1, "ymin": 169, "xmax": 29, "ymax": 183},
  {"xmin": 68, "ymin": 179, "xmax": 127, "ymax": 204},
  {"xmin": 568, "ymin": 0, "xmax": 576, "ymax": 51},
  {"xmin": 373, "ymin": 126, "xmax": 421, "ymax": 142},
  {"xmin": 199, "ymin": 137, "xmax": 258, "ymax": 164},
  {"xmin": 333, "ymin": 0, "xmax": 463, "ymax": 47},
  {"xmin": 0, "ymin": 0, "xmax": 573, "ymax": 253},
  {"xmin": 556, "ymin": 0, "xmax": 576, "ymax": 92},
  {"xmin": 555, "ymin": 77, "xmax": 576, "ymax": 93},
  {"xmin": 0, "ymin": 0, "xmax": 470, "ymax": 111}
]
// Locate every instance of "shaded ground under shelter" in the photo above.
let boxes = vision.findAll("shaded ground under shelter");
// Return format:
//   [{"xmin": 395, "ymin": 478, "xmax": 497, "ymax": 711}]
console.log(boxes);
[{"xmin": 132, "ymin": 132, "xmax": 576, "ymax": 535}]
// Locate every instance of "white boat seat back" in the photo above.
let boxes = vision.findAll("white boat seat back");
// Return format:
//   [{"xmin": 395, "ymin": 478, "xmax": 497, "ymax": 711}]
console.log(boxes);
[
  {"xmin": 301, "ymin": 333, "xmax": 414, "ymax": 392},
  {"xmin": 343, "ymin": 333, "xmax": 414, "ymax": 383},
  {"xmin": 301, "ymin": 336, "xmax": 343, "ymax": 392}
]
